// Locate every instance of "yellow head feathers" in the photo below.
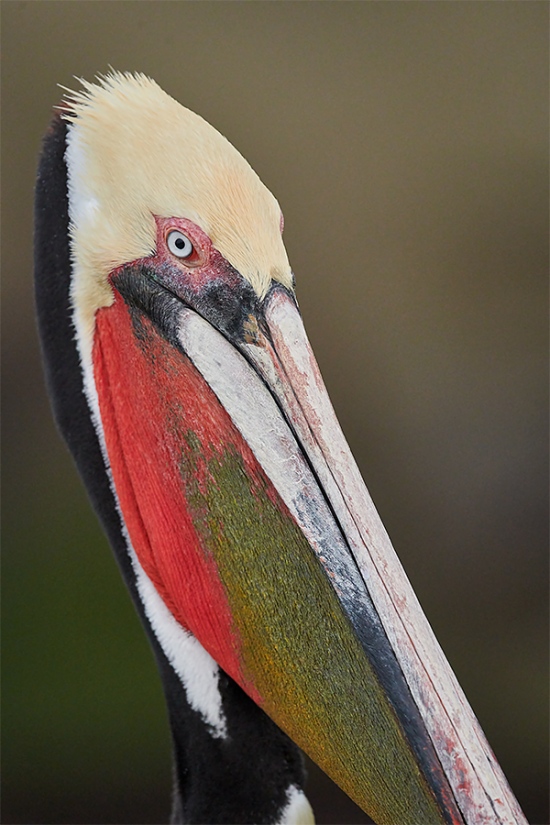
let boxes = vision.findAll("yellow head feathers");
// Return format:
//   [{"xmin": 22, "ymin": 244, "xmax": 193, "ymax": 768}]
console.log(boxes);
[{"xmin": 62, "ymin": 71, "xmax": 292, "ymax": 330}]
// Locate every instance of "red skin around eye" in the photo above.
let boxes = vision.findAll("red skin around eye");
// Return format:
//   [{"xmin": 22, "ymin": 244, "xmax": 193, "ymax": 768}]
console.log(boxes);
[{"xmin": 135, "ymin": 216, "xmax": 242, "ymax": 298}]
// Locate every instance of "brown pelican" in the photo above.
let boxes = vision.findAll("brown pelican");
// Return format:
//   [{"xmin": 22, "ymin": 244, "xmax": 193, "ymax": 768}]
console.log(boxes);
[{"xmin": 34, "ymin": 71, "xmax": 526, "ymax": 825}]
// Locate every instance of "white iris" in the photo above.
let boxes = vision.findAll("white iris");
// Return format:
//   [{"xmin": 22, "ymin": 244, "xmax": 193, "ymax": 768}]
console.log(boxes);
[{"xmin": 167, "ymin": 230, "xmax": 193, "ymax": 259}]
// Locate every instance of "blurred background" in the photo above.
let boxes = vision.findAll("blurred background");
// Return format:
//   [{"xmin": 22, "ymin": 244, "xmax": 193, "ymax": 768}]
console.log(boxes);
[{"xmin": 2, "ymin": 2, "xmax": 548, "ymax": 824}]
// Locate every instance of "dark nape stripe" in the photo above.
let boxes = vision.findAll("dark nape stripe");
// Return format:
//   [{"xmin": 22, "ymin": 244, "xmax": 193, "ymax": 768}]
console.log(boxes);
[
  {"xmin": 33, "ymin": 114, "xmax": 306, "ymax": 824},
  {"xmin": 34, "ymin": 114, "xmax": 139, "ymax": 599}
]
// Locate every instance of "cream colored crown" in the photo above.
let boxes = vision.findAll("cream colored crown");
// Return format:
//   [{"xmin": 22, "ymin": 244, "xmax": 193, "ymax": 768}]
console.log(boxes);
[{"xmin": 62, "ymin": 71, "xmax": 292, "ymax": 339}]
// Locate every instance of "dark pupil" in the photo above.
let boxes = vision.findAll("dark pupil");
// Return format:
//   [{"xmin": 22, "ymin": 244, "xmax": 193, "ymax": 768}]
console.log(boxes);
[{"xmin": 175, "ymin": 237, "xmax": 187, "ymax": 250}]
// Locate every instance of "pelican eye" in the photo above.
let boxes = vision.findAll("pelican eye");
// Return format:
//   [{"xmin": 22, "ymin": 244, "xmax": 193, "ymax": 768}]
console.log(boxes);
[{"xmin": 167, "ymin": 230, "xmax": 194, "ymax": 259}]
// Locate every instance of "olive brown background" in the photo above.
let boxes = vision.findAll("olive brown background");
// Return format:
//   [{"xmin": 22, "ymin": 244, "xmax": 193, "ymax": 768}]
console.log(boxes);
[{"xmin": 2, "ymin": 2, "xmax": 548, "ymax": 824}]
